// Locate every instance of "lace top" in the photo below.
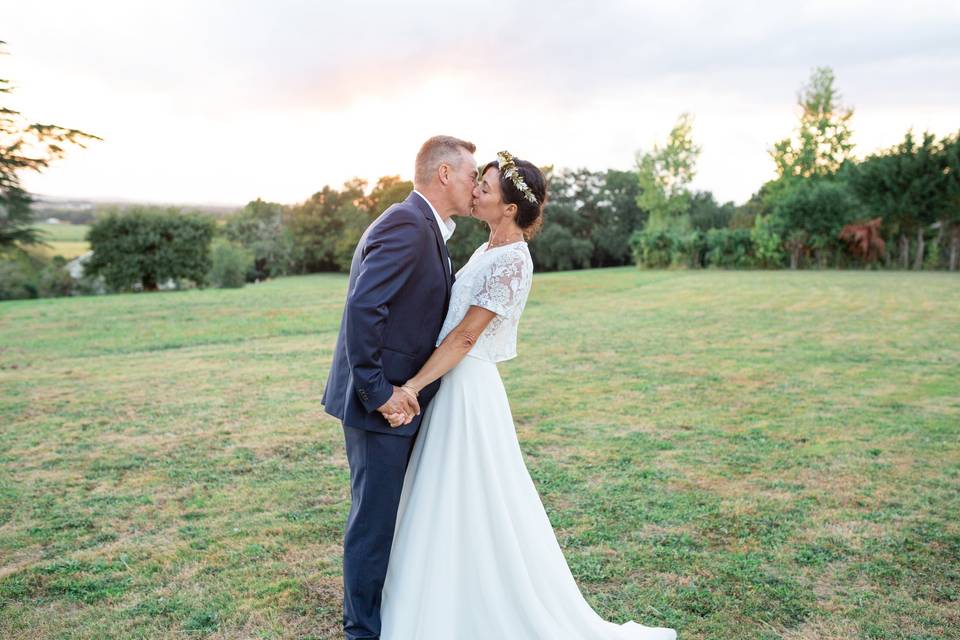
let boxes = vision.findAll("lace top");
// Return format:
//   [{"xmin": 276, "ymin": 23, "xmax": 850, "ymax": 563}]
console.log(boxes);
[{"xmin": 435, "ymin": 241, "xmax": 534, "ymax": 363}]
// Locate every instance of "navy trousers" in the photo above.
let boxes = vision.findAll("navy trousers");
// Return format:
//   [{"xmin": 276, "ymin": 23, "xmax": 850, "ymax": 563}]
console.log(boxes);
[{"xmin": 342, "ymin": 425, "xmax": 416, "ymax": 640}]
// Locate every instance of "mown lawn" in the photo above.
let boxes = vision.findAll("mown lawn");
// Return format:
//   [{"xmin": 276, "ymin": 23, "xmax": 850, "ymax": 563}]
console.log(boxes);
[
  {"xmin": 27, "ymin": 224, "xmax": 91, "ymax": 260},
  {"xmin": 1, "ymin": 269, "xmax": 958, "ymax": 639}
]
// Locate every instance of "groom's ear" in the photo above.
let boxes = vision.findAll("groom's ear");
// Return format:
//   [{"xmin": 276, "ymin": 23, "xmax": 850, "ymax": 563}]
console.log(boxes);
[{"xmin": 438, "ymin": 163, "xmax": 451, "ymax": 185}]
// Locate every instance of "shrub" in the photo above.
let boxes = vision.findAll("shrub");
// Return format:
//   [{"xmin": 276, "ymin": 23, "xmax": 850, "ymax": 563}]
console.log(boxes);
[
  {"xmin": 0, "ymin": 257, "xmax": 37, "ymax": 300},
  {"xmin": 670, "ymin": 230, "xmax": 707, "ymax": 268},
  {"xmin": 751, "ymin": 215, "xmax": 785, "ymax": 268},
  {"xmin": 207, "ymin": 239, "xmax": 253, "ymax": 288},
  {"xmin": 630, "ymin": 229, "xmax": 672, "ymax": 268},
  {"xmin": 705, "ymin": 228, "xmax": 754, "ymax": 268},
  {"xmin": 37, "ymin": 257, "xmax": 75, "ymax": 297}
]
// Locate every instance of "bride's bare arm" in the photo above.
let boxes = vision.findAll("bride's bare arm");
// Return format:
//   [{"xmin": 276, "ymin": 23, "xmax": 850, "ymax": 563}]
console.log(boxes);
[{"xmin": 404, "ymin": 305, "xmax": 497, "ymax": 396}]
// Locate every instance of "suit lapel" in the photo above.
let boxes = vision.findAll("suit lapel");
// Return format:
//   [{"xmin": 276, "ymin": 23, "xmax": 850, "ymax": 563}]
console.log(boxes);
[{"xmin": 408, "ymin": 192, "xmax": 453, "ymax": 304}]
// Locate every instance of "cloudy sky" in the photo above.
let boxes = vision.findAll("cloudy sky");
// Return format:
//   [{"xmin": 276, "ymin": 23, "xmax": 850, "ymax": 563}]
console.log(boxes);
[{"xmin": 5, "ymin": 0, "xmax": 960, "ymax": 206}]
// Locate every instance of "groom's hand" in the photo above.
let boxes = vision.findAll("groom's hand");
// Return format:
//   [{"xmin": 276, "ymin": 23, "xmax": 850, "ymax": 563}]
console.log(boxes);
[{"xmin": 377, "ymin": 386, "xmax": 420, "ymax": 422}]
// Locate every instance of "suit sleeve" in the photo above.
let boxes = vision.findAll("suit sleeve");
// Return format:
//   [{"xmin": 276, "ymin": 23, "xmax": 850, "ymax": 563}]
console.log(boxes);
[{"xmin": 345, "ymin": 209, "xmax": 424, "ymax": 412}]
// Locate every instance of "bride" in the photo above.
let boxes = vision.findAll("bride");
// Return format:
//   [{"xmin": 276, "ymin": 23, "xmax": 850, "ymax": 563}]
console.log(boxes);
[{"xmin": 378, "ymin": 151, "xmax": 677, "ymax": 639}]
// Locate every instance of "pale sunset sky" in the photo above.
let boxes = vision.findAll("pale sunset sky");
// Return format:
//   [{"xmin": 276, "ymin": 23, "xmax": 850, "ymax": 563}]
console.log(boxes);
[{"xmin": 5, "ymin": 0, "xmax": 960, "ymax": 207}]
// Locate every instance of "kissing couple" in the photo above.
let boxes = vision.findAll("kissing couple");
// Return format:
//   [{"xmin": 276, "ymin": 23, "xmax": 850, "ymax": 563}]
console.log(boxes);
[{"xmin": 322, "ymin": 135, "xmax": 677, "ymax": 640}]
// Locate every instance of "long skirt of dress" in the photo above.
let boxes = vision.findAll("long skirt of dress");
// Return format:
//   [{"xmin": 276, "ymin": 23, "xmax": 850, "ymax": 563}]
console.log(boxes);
[{"xmin": 380, "ymin": 356, "xmax": 677, "ymax": 640}]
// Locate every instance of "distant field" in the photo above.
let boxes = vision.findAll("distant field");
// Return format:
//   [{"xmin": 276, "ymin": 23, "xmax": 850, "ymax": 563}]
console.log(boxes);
[
  {"xmin": 32, "ymin": 223, "xmax": 90, "ymax": 242},
  {"xmin": 28, "ymin": 223, "xmax": 91, "ymax": 259},
  {"xmin": 0, "ymin": 269, "xmax": 958, "ymax": 639}
]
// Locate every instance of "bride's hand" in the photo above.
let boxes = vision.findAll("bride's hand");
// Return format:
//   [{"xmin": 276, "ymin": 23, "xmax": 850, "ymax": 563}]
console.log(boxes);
[{"xmin": 382, "ymin": 410, "xmax": 411, "ymax": 428}]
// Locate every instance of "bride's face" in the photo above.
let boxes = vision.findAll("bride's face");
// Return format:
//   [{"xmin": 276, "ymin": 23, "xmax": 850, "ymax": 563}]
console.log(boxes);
[{"xmin": 471, "ymin": 167, "xmax": 506, "ymax": 224}]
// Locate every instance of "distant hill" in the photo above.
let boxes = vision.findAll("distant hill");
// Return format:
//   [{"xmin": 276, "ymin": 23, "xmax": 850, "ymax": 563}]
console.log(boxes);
[{"xmin": 30, "ymin": 195, "xmax": 242, "ymax": 224}]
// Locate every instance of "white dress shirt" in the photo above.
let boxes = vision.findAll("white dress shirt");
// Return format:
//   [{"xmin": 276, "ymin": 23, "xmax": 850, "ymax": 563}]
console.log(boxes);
[{"xmin": 413, "ymin": 190, "xmax": 456, "ymax": 243}]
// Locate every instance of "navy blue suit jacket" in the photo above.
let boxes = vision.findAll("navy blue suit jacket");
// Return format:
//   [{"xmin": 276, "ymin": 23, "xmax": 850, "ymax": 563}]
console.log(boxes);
[{"xmin": 321, "ymin": 192, "xmax": 453, "ymax": 437}]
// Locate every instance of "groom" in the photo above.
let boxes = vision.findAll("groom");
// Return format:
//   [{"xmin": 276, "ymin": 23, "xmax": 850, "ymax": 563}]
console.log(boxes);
[{"xmin": 322, "ymin": 135, "xmax": 478, "ymax": 639}]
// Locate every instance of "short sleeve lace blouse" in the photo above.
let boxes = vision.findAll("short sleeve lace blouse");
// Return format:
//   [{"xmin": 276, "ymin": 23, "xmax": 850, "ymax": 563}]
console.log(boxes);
[{"xmin": 435, "ymin": 241, "xmax": 533, "ymax": 363}]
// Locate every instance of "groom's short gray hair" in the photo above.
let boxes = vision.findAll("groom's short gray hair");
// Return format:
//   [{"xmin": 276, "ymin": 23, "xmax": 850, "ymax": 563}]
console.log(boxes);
[{"xmin": 415, "ymin": 135, "xmax": 476, "ymax": 187}]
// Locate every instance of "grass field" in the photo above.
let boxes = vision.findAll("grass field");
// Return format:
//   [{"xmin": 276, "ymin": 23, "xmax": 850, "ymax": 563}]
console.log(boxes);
[
  {"xmin": 1, "ymin": 269, "xmax": 958, "ymax": 639},
  {"xmin": 27, "ymin": 223, "xmax": 91, "ymax": 260}
]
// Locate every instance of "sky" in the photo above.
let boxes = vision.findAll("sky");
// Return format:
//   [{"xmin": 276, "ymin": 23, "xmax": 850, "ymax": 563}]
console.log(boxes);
[{"xmin": 5, "ymin": 0, "xmax": 960, "ymax": 207}]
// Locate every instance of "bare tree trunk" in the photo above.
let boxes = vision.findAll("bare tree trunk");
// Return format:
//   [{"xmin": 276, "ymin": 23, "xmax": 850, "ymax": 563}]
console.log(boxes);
[
  {"xmin": 913, "ymin": 227, "xmax": 925, "ymax": 270},
  {"xmin": 790, "ymin": 248, "xmax": 799, "ymax": 270},
  {"xmin": 950, "ymin": 226, "xmax": 960, "ymax": 272},
  {"xmin": 930, "ymin": 223, "xmax": 944, "ymax": 270},
  {"xmin": 899, "ymin": 234, "xmax": 909, "ymax": 269}
]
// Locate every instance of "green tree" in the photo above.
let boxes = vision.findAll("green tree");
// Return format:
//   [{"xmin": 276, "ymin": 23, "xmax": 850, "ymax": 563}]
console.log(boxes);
[
  {"xmin": 527, "ymin": 167, "xmax": 596, "ymax": 271},
  {"xmin": 942, "ymin": 131, "xmax": 960, "ymax": 271},
  {"xmin": 771, "ymin": 67, "xmax": 855, "ymax": 180},
  {"xmin": 764, "ymin": 67, "xmax": 857, "ymax": 264},
  {"xmin": 773, "ymin": 180, "xmax": 860, "ymax": 268},
  {"xmin": 223, "ymin": 198, "xmax": 297, "ymax": 280},
  {"xmin": 592, "ymin": 169, "xmax": 647, "ymax": 266},
  {"xmin": 531, "ymin": 223, "xmax": 593, "ymax": 271},
  {"xmin": 447, "ymin": 215, "xmax": 490, "ymax": 271},
  {"xmin": 730, "ymin": 198, "xmax": 762, "ymax": 230},
  {"xmin": 1, "ymin": 41, "xmax": 99, "ymax": 252},
  {"xmin": 688, "ymin": 191, "xmax": 735, "ymax": 231},
  {"xmin": 636, "ymin": 113, "xmax": 701, "ymax": 231},
  {"xmin": 537, "ymin": 167, "xmax": 644, "ymax": 269},
  {"xmin": 849, "ymin": 131, "xmax": 948, "ymax": 269},
  {"xmin": 332, "ymin": 175, "xmax": 412, "ymax": 272},
  {"xmin": 86, "ymin": 208, "xmax": 215, "ymax": 291},
  {"xmin": 286, "ymin": 179, "xmax": 366, "ymax": 273},
  {"xmin": 549, "ymin": 168, "xmax": 603, "ymax": 259},
  {"xmin": 362, "ymin": 175, "xmax": 413, "ymax": 218}
]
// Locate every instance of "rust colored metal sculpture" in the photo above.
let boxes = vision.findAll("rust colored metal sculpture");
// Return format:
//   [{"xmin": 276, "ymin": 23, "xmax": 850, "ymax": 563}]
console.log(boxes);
[{"xmin": 839, "ymin": 217, "xmax": 886, "ymax": 263}]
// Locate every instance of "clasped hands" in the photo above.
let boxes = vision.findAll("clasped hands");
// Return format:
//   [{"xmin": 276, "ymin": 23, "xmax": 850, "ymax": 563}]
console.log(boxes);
[{"xmin": 377, "ymin": 384, "xmax": 420, "ymax": 428}]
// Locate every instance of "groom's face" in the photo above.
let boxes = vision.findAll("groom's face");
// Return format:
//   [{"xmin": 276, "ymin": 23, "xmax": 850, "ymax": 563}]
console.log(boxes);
[{"xmin": 448, "ymin": 148, "xmax": 479, "ymax": 217}]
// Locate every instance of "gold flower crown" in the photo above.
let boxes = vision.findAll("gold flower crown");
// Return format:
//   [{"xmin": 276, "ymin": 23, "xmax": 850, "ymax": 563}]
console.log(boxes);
[{"xmin": 497, "ymin": 150, "xmax": 539, "ymax": 205}]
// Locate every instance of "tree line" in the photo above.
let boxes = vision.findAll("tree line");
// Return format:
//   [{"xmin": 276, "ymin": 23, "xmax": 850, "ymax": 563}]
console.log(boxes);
[
  {"xmin": 1, "ymin": 62, "xmax": 958, "ymax": 300},
  {"xmin": 630, "ymin": 68, "xmax": 960, "ymax": 271}
]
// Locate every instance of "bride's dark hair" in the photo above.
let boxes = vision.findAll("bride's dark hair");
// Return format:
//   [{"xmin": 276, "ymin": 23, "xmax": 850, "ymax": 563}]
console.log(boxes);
[{"xmin": 481, "ymin": 157, "xmax": 547, "ymax": 239}]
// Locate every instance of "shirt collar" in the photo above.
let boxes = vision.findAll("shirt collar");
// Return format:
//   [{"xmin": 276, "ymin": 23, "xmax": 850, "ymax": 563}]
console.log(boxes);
[{"xmin": 413, "ymin": 190, "xmax": 456, "ymax": 243}]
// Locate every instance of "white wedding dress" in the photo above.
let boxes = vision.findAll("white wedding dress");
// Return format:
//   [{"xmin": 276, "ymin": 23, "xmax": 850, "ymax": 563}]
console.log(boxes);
[{"xmin": 380, "ymin": 241, "xmax": 676, "ymax": 640}]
